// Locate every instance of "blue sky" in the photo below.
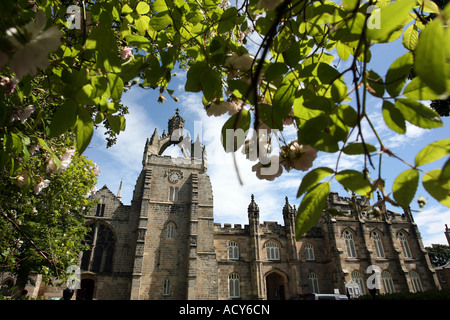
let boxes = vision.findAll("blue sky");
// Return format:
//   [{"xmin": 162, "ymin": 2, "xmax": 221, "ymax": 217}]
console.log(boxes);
[{"xmin": 84, "ymin": 32, "xmax": 449, "ymax": 247}]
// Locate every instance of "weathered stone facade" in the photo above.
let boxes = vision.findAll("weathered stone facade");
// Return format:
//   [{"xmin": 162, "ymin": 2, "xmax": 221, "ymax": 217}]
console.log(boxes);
[
  {"xmin": 70, "ymin": 111, "xmax": 439, "ymax": 300},
  {"xmin": 3, "ymin": 111, "xmax": 438, "ymax": 300}
]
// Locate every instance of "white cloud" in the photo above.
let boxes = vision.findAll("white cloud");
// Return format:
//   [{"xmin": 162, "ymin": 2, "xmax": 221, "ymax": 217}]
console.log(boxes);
[{"xmin": 413, "ymin": 205, "xmax": 450, "ymax": 247}]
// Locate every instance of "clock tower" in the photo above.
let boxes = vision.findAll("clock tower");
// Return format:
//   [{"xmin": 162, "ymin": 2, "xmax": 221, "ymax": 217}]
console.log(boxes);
[{"xmin": 129, "ymin": 110, "xmax": 217, "ymax": 300}]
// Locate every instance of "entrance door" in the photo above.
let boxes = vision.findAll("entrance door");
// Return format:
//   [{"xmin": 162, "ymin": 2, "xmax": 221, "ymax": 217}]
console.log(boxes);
[
  {"xmin": 76, "ymin": 279, "xmax": 95, "ymax": 300},
  {"xmin": 266, "ymin": 272, "xmax": 285, "ymax": 300}
]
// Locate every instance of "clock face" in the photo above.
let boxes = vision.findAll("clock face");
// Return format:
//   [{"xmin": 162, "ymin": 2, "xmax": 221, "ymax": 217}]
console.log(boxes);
[{"xmin": 169, "ymin": 171, "xmax": 181, "ymax": 183}]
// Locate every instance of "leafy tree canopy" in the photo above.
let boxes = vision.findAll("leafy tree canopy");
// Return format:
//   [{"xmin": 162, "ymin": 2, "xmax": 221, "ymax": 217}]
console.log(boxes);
[{"xmin": 0, "ymin": 0, "xmax": 449, "ymax": 245}]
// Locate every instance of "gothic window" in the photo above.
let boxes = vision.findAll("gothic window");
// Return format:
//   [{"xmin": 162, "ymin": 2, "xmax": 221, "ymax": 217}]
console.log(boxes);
[
  {"xmin": 228, "ymin": 241, "xmax": 239, "ymax": 260},
  {"xmin": 351, "ymin": 271, "xmax": 365, "ymax": 295},
  {"xmin": 80, "ymin": 223, "xmax": 115, "ymax": 273},
  {"xmin": 163, "ymin": 279, "xmax": 170, "ymax": 296},
  {"xmin": 399, "ymin": 232, "xmax": 412, "ymax": 258},
  {"xmin": 372, "ymin": 231, "xmax": 385, "ymax": 258},
  {"xmin": 266, "ymin": 241, "xmax": 280, "ymax": 261},
  {"xmin": 309, "ymin": 273, "xmax": 319, "ymax": 293},
  {"xmin": 229, "ymin": 273, "xmax": 240, "ymax": 298},
  {"xmin": 381, "ymin": 270, "xmax": 395, "ymax": 294},
  {"xmin": 169, "ymin": 187, "xmax": 179, "ymax": 202},
  {"xmin": 305, "ymin": 243, "xmax": 315, "ymax": 261},
  {"xmin": 95, "ymin": 195, "xmax": 106, "ymax": 217},
  {"xmin": 344, "ymin": 230, "xmax": 357, "ymax": 258},
  {"xmin": 410, "ymin": 270, "xmax": 423, "ymax": 292},
  {"xmin": 167, "ymin": 223, "xmax": 175, "ymax": 239}
]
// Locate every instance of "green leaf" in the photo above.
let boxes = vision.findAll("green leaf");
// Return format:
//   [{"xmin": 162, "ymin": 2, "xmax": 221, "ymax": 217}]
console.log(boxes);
[
  {"xmin": 200, "ymin": 69, "xmax": 222, "ymax": 101},
  {"xmin": 185, "ymin": 61, "xmax": 208, "ymax": 92},
  {"xmin": 136, "ymin": 2, "xmax": 150, "ymax": 14},
  {"xmin": 343, "ymin": 0, "xmax": 359, "ymax": 11},
  {"xmin": 414, "ymin": 19, "xmax": 448, "ymax": 96},
  {"xmin": 440, "ymin": 157, "xmax": 450, "ymax": 182},
  {"xmin": 150, "ymin": 12, "xmax": 172, "ymax": 31},
  {"xmin": 382, "ymin": 100, "xmax": 406, "ymax": 134},
  {"xmin": 75, "ymin": 107, "xmax": 94, "ymax": 154},
  {"xmin": 402, "ymin": 24, "xmax": 418, "ymax": 51},
  {"xmin": 295, "ymin": 182, "xmax": 330, "ymax": 239},
  {"xmin": 121, "ymin": 4, "xmax": 133, "ymax": 14},
  {"xmin": 135, "ymin": 15, "xmax": 150, "ymax": 35},
  {"xmin": 395, "ymin": 98, "xmax": 443, "ymax": 129},
  {"xmin": 152, "ymin": 0, "xmax": 168, "ymax": 12},
  {"xmin": 415, "ymin": 139, "xmax": 450, "ymax": 167},
  {"xmin": 423, "ymin": 169, "xmax": 450, "ymax": 207},
  {"xmin": 343, "ymin": 142, "xmax": 377, "ymax": 155},
  {"xmin": 297, "ymin": 167, "xmax": 334, "ymax": 197},
  {"xmin": 221, "ymin": 110, "xmax": 251, "ymax": 152},
  {"xmin": 336, "ymin": 41, "xmax": 351, "ymax": 61},
  {"xmin": 366, "ymin": 70, "xmax": 384, "ymax": 98},
  {"xmin": 217, "ymin": 7, "xmax": 237, "ymax": 34},
  {"xmin": 272, "ymin": 77, "xmax": 297, "ymax": 118},
  {"xmin": 335, "ymin": 169, "xmax": 372, "ymax": 196},
  {"xmin": 385, "ymin": 52, "xmax": 413, "ymax": 98},
  {"xmin": 107, "ymin": 74, "xmax": 124, "ymax": 101},
  {"xmin": 107, "ymin": 115, "xmax": 125, "ymax": 134},
  {"xmin": 366, "ymin": 0, "xmax": 416, "ymax": 42},
  {"xmin": 392, "ymin": 168, "xmax": 419, "ymax": 209},
  {"xmin": 403, "ymin": 77, "xmax": 440, "ymax": 101},
  {"xmin": 49, "ymin": 101, "xmax": 78, "ymax": 137}
]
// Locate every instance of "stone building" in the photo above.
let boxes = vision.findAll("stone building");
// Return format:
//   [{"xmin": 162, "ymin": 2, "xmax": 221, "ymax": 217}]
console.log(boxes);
[
  {"xmin": 72, "ymin": 110, "xmax": 439, "ymax": 300},
  {"xmin": 2, "ymin": 110, "xmax": 439, "ymax": 300}
]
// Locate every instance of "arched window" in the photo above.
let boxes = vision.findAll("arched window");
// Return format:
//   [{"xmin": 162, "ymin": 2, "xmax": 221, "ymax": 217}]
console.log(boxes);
[
  {"xmin": 410, "ymin": 270, "xmax": 423, "ymax": 292},
  {"xmin": 229, "ymin": 273, "xmax": 240, "ymax": 298},
  {"xmin": 351, "ymin": 271, "xmax": 365, "ymax": 295},
  {"xmin": 381, "ymin": 270, "xmax": 395, "ymax": 294},
  {"xmin": 372, "ymin": 231, "xmax": 385, "ymax": 258},
  {"xmin": 169, "ymin": 187, "xmax": 179, "ymax": 202},
  {"xmin": 167, "ymin": 223, "xmax": 175, "ymax": 239},
  {"xmin": 399, "ymin": 232, "xmax": 412, "ymax": 258},
  {"xmin": 305, "ymin": 243, "xmax": 315, "ymax": 261},
  {"xmin": 80, "ymin": 223, "xmax": 115, "ymax": 273},
  {"xmin": 163, "ymin": 278, "xmax": 170, "ymax": 296},
  {"xmin": 266, "ymin": 242, "xmax": 280, "ymax": 261},
  {"xmin": 344, "ymin": 230, "xmax": 357, "ymax": 258},
  {"xmin": 309, "ymin": 273, "xmax": 319, "ymax": 293},
  {"xmin": 228, "ymin": 241, "xmax": 239, "ymax": 260}
]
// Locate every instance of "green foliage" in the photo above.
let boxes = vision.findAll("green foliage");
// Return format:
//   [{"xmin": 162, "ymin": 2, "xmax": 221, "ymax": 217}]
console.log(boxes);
[
  {"xmin": 426, "ymin": 244, "xmax": 450, "ymax": 267},
  {"xmin": 0, "ymin": 0, "xmax": 449, "ymax": 241}
]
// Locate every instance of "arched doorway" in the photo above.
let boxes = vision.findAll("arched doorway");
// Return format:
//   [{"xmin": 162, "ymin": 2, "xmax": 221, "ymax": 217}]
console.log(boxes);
[
  {"xmin": 266, "ymin": 272, "xmax": 286, "ymax": 300},
  {"xmin": 76, "ymin": 278, "xmax": 95, "ymax": 300}
]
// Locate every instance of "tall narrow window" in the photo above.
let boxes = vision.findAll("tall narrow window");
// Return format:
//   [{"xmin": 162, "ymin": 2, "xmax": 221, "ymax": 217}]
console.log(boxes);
[
  {"xmin": 169, "ymin": 187, "xmax": 179, "ymax": 202},
  {"xmin": 410, "ymin": 270, "xmax": 423, "ymax": 292},
  {"xmin": 163, "ymin": 279, "xmax": 170, "ymax": 296},
  {"xmin": 229, "ymin": 273, "xmax": 240, "ymax": 298},
  {"xmin": 309, "ymin": 273, "xmax": 319, "ymax": 293},
  {"xmin": 228, "ymin": 241, "xmax": 239, "ymax": 260},
  {"xmin": 80, "ymin": 223, "xmax": 115, "ymax": 273},
  {"xmin": 305, "ymin": 243, "xmax": 315, "ymax": 261},
  {"xmin": 167, "ymin": 223, "xmax": 174, "ymax": 239},
  {"xmin": 399, "ymin": 232, "xmax": 412, "ymax": 258},
  {"xmin": 344, "ymin": 230, "xmax": 357, "ymax": 258},
  {"xmin": 372, "ymin": 231, "xmax": 385, "ymax": 258},
  {"xmin": 95, "ymin": 196, "xmax": 106, "ymax": 217},
  {"xmin": 381, "ymin": 270, "xmax": 395, "ymax": 294},
  {"xmin": 266, "ymin": 242, "xmax": 280, "ymax": 261},
  {"xmin": 351, "ymin": 271, "xmax": 365, "ymax": 295}
]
